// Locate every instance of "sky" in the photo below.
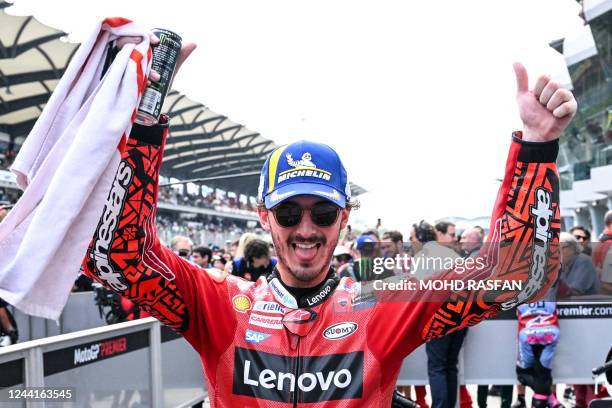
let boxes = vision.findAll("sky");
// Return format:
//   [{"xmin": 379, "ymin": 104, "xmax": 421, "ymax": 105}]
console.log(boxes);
[{"xmin": 7, "ymin": 0, "xmax": 585, "ymax": 234}]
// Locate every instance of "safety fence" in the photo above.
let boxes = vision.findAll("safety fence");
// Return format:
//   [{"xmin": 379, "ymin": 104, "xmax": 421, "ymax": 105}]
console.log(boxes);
[{"xmin": 0, "ymin": 318, "xmax": 206, "ymax": 408}]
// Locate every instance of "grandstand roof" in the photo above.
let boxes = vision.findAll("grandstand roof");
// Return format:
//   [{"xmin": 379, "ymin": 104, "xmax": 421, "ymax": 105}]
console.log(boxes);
[
  {"xmin": 0, "ymin": 2, "xmax": 366, "ymax": 197},
  {"xmin": 0, "ymin": 1, "xmax": 78, "ymax": 138}
]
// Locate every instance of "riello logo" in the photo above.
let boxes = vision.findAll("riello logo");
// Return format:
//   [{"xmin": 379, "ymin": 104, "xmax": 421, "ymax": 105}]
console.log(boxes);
[{"xmin": 233, "ymin": 347, "xmax": 363, "ymax": 403}]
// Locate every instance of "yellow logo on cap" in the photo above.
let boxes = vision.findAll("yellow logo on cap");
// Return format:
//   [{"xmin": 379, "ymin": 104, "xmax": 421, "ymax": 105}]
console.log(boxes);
[{"xmin": 232, "ymin": 294, "xmax": 252, "ymax": 313}]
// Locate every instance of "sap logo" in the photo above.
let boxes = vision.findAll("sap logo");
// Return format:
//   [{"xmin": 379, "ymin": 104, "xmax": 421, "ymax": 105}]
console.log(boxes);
[
  {"xmin": 245, "ymin": 329, "xmax": 271, "ymax": 344},
  {"xmin": 74, "ymin": 344, "xmax": 101, "ymax": 365},
  {"xmin": 323, "ymin": 322, "xmax": 358, "ymax": 340}
]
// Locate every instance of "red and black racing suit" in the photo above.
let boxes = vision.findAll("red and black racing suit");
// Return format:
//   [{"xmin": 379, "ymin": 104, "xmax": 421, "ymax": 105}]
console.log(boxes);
[{"xmin": 81, "ymin": 117, "xmax": 560, "ymax": 407}]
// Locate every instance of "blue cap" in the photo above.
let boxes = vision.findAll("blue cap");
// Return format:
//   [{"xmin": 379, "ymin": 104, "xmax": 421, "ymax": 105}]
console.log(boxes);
[
  {"xmin": 258, "ymin": 140, "xmax": 351, "ymax": 209},
  {"xmin": 355, "ymin": 234, "xmax": 376, "ymax": 250}
]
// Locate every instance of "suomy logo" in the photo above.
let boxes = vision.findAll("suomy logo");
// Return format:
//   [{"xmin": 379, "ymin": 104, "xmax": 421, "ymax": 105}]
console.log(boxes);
[
  {"xmin": 323, "ymin": 322, "xmax": 358, "ymax": 340},
  {"xmin": 233, "ymin": 347, "xmax": 363, "ymax": 403},
  {"xmin": 91, "ymin": 161, "xmax": 133, "ymax": 291}
]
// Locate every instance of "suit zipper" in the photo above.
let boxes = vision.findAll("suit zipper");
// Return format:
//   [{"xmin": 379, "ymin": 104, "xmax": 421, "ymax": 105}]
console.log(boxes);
[{"xmin": 292, "ymin": 336, "xmax": 301, "ymax": 408}]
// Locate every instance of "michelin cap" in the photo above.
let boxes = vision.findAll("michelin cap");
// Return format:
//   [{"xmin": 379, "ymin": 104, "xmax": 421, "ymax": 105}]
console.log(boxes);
[{"xmin": 258, "ymin": 140, "xmax": 351, "ymax": 209}]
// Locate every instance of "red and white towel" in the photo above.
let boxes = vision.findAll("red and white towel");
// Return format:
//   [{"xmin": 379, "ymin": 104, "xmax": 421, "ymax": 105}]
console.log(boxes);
[{"xmin": 0, "ymin": 18, "xmax": 151, "ymax": 320}]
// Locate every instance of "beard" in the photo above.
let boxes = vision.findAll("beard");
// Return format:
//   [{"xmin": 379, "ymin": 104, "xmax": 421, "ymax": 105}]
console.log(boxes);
[{"xmin": 271, "ymin": 229, "xmax": 338, "ymax": 285}]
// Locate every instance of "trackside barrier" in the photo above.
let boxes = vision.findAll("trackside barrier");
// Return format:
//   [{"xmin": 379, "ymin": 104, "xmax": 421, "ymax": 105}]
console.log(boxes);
[
  {"xmin": 398, "ymin": 301, "xmax": 612, "ymax": 385},
  {"xmin": 0, "ymin": 318, "xmax": 206, "ymax": 408},
  {"xmin": 2, "ymin": 300, "xmax": 611, "ymax": 406}
]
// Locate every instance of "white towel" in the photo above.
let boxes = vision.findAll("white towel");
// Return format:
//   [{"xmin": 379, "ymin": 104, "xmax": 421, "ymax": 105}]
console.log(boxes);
[{"xmin": 0, "ymin": 18, "xmax": 151, "ymax": 320}]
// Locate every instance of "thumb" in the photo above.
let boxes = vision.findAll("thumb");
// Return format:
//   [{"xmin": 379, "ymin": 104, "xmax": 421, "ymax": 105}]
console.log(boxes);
[{"xmin": 513, "ymin": 62, "xmax": 529, "ymax": 94}]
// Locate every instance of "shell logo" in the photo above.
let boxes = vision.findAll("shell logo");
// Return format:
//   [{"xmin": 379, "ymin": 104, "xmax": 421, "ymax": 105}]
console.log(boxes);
[{"xmin": 232, "ymin": 295, "xmax": 252, "ymax": 313}]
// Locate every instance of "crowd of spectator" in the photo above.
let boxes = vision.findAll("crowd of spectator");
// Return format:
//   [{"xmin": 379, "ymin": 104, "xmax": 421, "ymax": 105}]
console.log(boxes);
[{"xmin": 158, "ymin": 185, "xmax": 257, "ymax": 215}]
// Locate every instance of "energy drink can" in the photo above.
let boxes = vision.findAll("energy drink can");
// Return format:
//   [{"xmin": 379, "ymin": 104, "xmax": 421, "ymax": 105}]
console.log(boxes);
[{"xmin": 135, "ymin": 28, "xmax": 182, "ymax": 125}]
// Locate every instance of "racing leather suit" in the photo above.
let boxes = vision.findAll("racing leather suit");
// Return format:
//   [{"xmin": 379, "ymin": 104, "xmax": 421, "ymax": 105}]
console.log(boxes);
[{"xmin": 81, "ymin": 117, "xmax": 560, "ymax": 407}]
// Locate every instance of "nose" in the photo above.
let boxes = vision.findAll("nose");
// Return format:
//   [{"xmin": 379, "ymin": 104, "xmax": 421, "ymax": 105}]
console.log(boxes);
[{"xmin": 294, "ymin": 210, "xmax": 318, "ymax": 237}]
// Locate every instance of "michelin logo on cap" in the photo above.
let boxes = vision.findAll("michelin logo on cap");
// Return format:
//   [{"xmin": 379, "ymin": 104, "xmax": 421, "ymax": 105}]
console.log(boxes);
[{"xmin": 258, "ymin": 140, "xmax": 350, "ymax": 209}]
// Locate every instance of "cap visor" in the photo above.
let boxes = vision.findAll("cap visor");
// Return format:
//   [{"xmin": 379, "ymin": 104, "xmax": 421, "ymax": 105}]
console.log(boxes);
[{"xmin": 265, "ymin": 183, "xmax": 346, "ymax": 209}]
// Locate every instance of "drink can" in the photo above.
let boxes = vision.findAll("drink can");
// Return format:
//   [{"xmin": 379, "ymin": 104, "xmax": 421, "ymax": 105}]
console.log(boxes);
[{"xmin": 135, "ymin": 28, "xmax": 182, "ymax": 125}]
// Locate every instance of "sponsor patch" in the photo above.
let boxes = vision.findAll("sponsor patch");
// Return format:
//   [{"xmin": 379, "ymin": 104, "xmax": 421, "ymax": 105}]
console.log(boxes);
[
  {"xmin": 253, "ymin": 301, "xmax": 285, "ymax": 315},
  {"xmin": 233, "ymin": 294, "xmax": 252, "ymax": 313},
  {"xmin": 323, "ymin": 322, "xmax": 358, "ymax": 340},
  {"xmin": 245, "ymin": 329, "xmax": 271, "ymax": 344},
  {"xmin": 233, "ymin": 347, "xmax": 363, "ymax": 402},
  {"xmin": 249, "ymin": 314, "xmax": 283, "ymax": 330}
]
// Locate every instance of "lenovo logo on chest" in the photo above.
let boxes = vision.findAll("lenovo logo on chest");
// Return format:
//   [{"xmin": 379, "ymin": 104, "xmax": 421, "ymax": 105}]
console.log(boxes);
[{"xmin": 233, "ymin": 347, "xmax": 363, "ymax": 403}]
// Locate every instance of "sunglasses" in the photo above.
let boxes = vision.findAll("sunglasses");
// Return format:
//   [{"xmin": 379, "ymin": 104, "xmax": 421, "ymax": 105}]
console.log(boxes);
[
  {"xmin": 572, "ymin": 234, "xmax": 587, "ymax": 241},
  {"xmin": 272, "ymin": 201, "xmax": 341, "ymax": 228}
]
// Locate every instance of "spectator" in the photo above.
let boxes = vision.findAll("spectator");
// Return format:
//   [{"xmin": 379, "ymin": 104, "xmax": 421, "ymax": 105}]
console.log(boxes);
[
  {"xmin": 411, "ymin": 221, "xmax": 459, "ymax": 279},
  {"xmin": 73, "ymin": 272, "xmax": 94, "ymax": 292},
  {"xmin": 514, "ymin": 301, "xmax": 562, "ymax": 408},
  {"xmin": 569, "ymin": 225, "xmax": 592, "ymax": 256},
  {"xmin": 460, "ymin": 227, "xmax": 483, "ymax": 258},
  {"xmin": 381, "ymin": 230, "xmax": 409, "ymax": 275},
  {"xmin": 435, "ymin": 221, "xmax": 458, "ymax": 252},
  {"xmin": 333, "ymin": 245, "xmax": 355, "ymax": 280},
  {"xmin": 411, "ymin": 220, "xmax": 466, "ymax": 408},
  {"xmin": 212, "ymin": 255, "xmax": 227, "ymax": 270},
  {"xmin": 229, "ymin": 239, "xmax": 239, "ymax": 258},
  {"xmin": 595, "ymin": 210, "xmax": 612, "ymax": 294},
  {"xmin": 171, "ymin": 235, "xmax": 194, "ymax": 259},
  {"xmin": 353, "ymin": 232, "xmax": 387, "ymax": 281},
  {"xmin": 234, "ymin": 233, "xmax": 258, "ymax": 258},
  {"xmin": 192, "ymin": 246, "xmax": 213, "ymax": 268},
  {"xmin": 558, "ymin": 232, "xmax": 600, "ymax": 297},
  {"xmin": 0, "ymin": 297, "xmax": 18, "ymax": 346},
  {"xmin": 229, "ymin": 238, "xmax": 277, "ymax": 281}
]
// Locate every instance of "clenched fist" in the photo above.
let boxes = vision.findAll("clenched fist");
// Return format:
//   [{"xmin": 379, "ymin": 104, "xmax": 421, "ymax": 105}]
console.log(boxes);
[{"xmin": 513, "ymin": 62, "xmax": 577, "ymax": 142}]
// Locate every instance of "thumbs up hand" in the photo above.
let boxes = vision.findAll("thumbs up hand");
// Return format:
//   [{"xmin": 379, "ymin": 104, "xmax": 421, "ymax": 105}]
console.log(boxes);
[{"xmin": 513, "ymin": 62, "xmax": 577, "ymax": 142}]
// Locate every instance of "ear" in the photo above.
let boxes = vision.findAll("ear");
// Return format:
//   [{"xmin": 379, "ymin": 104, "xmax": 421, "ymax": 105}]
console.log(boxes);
[
  {"xmin": 339, "ymin": 208, "xmax": 351, "ymax": 230},
  {"xmin": 258, "ymin": 207, "xmax": 271, "ymax": 231}
]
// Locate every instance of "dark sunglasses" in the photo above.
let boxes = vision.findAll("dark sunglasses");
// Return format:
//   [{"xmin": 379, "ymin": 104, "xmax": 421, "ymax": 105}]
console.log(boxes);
[
  {"xmin": 272, "ymin": 201, "xmax": 341, "ymax": 228},
  {"xmin": 572, "ymin": 234, "xmax": 587, "ymax": 241}
]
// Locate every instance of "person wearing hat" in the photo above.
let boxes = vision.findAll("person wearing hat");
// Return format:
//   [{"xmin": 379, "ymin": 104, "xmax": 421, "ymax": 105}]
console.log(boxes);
[
  {"xmin": 333, "ymin": 245, "xmax": 355, "ymax": 280},
  {"xmin": 77, "ymin": 34, "xmax": 576, "ymax": 406}
]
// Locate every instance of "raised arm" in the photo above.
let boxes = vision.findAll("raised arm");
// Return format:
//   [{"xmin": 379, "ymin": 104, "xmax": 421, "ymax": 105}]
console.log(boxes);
[
  {"xmin": 369, "ymin": 63, "xmax": 577, "ymax": 360},
  {"xmin": 418, "ymin": 63, "xmax": 577, "ymax": 340}
]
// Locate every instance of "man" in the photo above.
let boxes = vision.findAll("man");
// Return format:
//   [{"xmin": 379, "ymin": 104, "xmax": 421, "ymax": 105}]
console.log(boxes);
[
  {"xmin": 192, "ymin": 246, "xmax": 213, "ymax": 268},
  {"xmin": 381, "ymin": 230, "xmax": 409, "ymax": 276},
  {"xmin": 596, "ymin": 211, "xmax": 612, "ymax": 294},
  {"xmin": 569, "ymin": 226, "xmax": 591, "ymax": 256},
  {"xmin": 460, "ymin": 227, "xmax": 483, "ymax": 258},
  {"xmin": 0, "ymin": 297, "xmax": 18, "ymax": 346},
  {"xmin": 435, "ymin": 221, "xmax": 456, "ymax": 245},
  {"xmin": 514, "ymin": 301, "xmax": 562, "ymax": 408},
  {"xmin": 413, "ymin": 220, "xmax": 467, "ymax": 408},
  {"xmin": 171, "ymin": 235, "xmax": 193, "ymax": 259},
  {"xmin": 78, "ymin": 34, "xmax": 575, "ymax": 406},
  {"xmin": 411, "ymin": 221, "xmax": 460, "ymax": 279},
  {"xmin": 333, "ymin": 245, "xmax": 355, "ymax": 280},
  {"xmin": 353, "ymin": 232, "xmax": 383, "ymax": 281},
  {"xmin": 558, "ymin": 232, "xmax": 599, "ymax": 297},
  {"xmin": 230, "ymin": 238, "xmax": 277, "ymax": 281}
]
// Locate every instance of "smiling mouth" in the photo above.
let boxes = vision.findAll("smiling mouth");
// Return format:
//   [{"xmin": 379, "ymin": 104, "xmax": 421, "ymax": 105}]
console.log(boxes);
[{"xmin": 291, "ymin": 242, "xmax": 322, "ymax": 262}]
